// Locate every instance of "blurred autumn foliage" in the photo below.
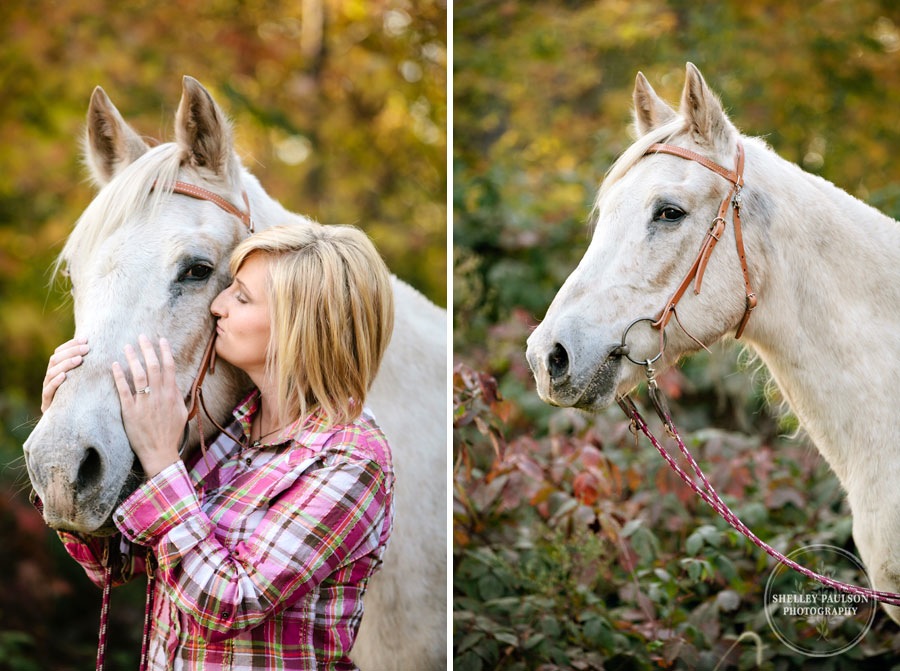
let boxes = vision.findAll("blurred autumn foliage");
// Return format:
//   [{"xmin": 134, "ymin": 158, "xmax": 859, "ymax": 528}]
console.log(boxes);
[
  {"xmin": 454, "ymin": 1, "xmax": 900, "ymax": 669},
  {"xmin": 0, "ymin": 1, "xmax": 445, "ymax": 667}
]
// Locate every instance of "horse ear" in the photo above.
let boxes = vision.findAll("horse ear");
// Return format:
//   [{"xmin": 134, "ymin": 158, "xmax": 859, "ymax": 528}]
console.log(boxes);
[
  {"xmin": 175, "ymin": 76, "xmax": 238, "ymax": 182},
  {"xmin": 678, "ymin": 63, "xmax": 735, "ymax": 148},
  {"xmin": 633, "ymin": 72, "xmax": 676, "ymax": 136},
  {"xmin": 84, "ymin": 86, "xmax": 150, "ymax": 186}
]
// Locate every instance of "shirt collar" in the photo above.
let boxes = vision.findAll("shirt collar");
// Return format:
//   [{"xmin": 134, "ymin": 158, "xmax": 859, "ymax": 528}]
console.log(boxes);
[{"xmin": 232, "ymin": 389, "xmax": 334, "ymax": 450}]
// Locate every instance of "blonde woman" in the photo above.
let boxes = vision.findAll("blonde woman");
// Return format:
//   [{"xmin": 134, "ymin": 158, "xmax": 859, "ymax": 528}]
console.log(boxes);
[{"xmin": 42, "ymin": 224, "xmax": 395, "ymax": 669}]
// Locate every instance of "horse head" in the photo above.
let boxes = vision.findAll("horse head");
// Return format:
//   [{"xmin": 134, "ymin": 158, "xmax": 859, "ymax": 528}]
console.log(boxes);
[
  {"xmin": 527, "ymin": 63, "xmax": 767, "ymax": 411},
  {"xmin": 23, "ymin": 77, "xmax": 280, "ymax": 532}
]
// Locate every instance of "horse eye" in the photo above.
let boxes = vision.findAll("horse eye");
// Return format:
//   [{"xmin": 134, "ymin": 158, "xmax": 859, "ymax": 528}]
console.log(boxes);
[
  {"xmin": 180, "ymin": 263, "xmax": 214, "ymax": 282},
  {"xmin": 654, "ymin": 205, "xmax": 686, "ymax": 224}
]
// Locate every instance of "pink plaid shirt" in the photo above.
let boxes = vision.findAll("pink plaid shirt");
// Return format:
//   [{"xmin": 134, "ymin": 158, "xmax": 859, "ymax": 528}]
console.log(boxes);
[{"xmin": 59, "ymin": 391, "xmax": 394, "ymax": 670}]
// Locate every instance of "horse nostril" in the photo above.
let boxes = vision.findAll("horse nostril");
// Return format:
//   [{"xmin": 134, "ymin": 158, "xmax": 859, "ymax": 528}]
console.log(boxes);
[
  {"xmin": 76, "ymin": 447, "xmax": 103, "ymax": 492},
  {"xmin": 547, "ymin": 343, "xmax": 570, "ymax": 380}
]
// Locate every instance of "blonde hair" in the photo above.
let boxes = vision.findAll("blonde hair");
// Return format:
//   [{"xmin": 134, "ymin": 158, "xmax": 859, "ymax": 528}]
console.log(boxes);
[{"xmin": 230, "ymin": 224, "xmax": 394, "ymax": 428}]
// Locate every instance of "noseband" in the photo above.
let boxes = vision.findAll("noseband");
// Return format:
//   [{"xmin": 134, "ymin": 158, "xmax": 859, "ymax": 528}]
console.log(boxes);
[{"xmin": 644, "ymin": 141, "xmax": 756, "ymax": 349}]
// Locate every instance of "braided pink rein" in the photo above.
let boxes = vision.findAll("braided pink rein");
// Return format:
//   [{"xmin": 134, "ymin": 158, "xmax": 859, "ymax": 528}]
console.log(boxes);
[
  {"xmin": 96, "ymin": 547, "xmax": 111, "ymax": 671},
  {"xmin": 616, "ymin": 393, "xmax": 900, "ymax": 606},
  {"xmin": 95, "ymin": 541, "xmax": 156, "ymax": 671}
]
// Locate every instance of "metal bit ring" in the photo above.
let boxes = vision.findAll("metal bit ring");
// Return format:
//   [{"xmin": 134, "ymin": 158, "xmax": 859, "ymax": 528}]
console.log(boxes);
[{"xmin": 620, "ymin": 317, "xmax": 666, "ymax": 367}]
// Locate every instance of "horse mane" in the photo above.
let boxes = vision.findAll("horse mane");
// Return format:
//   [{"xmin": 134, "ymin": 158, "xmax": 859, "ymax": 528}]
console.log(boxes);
[
  {"xmin": 589, "ymin": 118, "xmax": 685, "ymax": 230},
  {"xmin": 57, "ymin": 143, "xmax": 185, "ymax": 275}
]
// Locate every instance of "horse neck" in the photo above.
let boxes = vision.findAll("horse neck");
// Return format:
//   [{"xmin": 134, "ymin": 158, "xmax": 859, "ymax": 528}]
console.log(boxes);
[
  {"xmin": 742, "ymin": 143, "xmax": 900, "ymax": 489},
  {"xmin": 241, "ymin": 174, "xmax": 300, "ymax": 231}
]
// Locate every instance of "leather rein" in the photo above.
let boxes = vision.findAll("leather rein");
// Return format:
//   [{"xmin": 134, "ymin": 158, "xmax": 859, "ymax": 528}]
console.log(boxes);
[{"xmin": 95, "ymin": 180, "xmax": 254, "ymax": 671}]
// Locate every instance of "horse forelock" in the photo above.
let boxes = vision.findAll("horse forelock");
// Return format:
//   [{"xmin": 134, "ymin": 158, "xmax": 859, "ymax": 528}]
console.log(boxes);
[
  {"xmin": 588, "ymin": 119, "xmax": 685, "ymax": 232},
  {"xmin": 58, "ymin": 143, "xmax": 196, "ymax": 277}
]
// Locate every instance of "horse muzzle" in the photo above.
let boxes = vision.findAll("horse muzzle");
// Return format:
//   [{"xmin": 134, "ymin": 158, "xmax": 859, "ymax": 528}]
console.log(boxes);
[
  {"xmin": 24, "ymin": 412, "xmax": 139, "ymax": 534},
  {"xmin": 526, "ymin": 336, "xmax": 625, "ymax": 411}
]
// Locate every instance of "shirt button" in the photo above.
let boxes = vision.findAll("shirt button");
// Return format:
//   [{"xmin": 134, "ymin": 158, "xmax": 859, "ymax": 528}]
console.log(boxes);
[{"xmin": 245, "ymin": 457, "xmax": 252, "ymax": 466}]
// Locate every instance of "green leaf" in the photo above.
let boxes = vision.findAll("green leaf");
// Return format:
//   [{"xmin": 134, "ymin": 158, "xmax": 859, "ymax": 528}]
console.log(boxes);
[
  {"xmin": 456, "ymin": 631, "xmax": 484, "ymax": 655},
  {"xmin": 493, "ymin": 630, "xmax": 519, "ymax": 646},
  {"xmin": 454, "ymin": 650, "xmax": 483, "ymax": 671},
  {"xmin": 686, "ymin": 524, "xmax": 722, "ymax": 554},
  {"xmin": 714, "ymin": 554, "xmax": 738, "ymax": 583},
  {"xmin": 477, "ymin": 574, "xmax": 506, "ymax": 601},
  {"xmin": 583, "ymin": 617, "xmax": 615, "ymax": 650},
  {"xmin": 682, "ymin": 557, "xmax": 714, "ymax": 582},
  {"xmin": 540, "ymin": 615, "xmax": 562, "ymax": 638},
  {"xmin": 629, "ymin": 526, "xmax": 660, "ymax": 562},
  {"xmin": 523, "ymin": 633, "xmax": 546, "ymax": 650},
  {"xmin": 621, "ymin": 518, "xmax": 643, "ymax": 537}
]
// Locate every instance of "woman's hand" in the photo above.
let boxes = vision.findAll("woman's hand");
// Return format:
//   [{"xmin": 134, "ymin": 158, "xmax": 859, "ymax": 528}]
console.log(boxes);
[
  {"xmin": 42, "ymin": 337, "xmax": 89, "ymax": 413},
  {"xmin": 111, "ymin": 335, "xmax": 187, "ymax": 478}
]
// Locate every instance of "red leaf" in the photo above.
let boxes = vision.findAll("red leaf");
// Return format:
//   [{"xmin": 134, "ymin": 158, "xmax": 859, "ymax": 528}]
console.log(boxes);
[{"xmin": 573, "ymin": 471, "xmax": 600, "ymax": 506}]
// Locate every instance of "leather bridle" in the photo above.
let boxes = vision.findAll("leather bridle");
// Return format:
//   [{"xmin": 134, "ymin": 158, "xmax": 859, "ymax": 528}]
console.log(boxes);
[
  {"xmin": 152, "ymin": 180, "xmax": 254, "ymax": 424},
  {"xmin": 167, "ymin": 181, "xmax": 255, "ymax": 234},
  {"xmin": 643, "ymin": 140, "xmax": 756, "ymax": 349}
]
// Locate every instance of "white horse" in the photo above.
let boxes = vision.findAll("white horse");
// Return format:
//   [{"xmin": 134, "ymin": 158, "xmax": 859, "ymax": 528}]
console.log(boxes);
[
  {"xmin": 526, "ymin": 63, "xmax": 900, "ymax": 624},
  {"xmin": 24, "ymin": 76, "xmax": 447, "ymax": 669}
]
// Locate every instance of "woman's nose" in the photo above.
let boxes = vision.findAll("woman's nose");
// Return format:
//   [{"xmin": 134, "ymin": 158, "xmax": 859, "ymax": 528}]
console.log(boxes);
[{"xmin": 210, "ymin": 290, "xmax": 226, "ymax": 317}]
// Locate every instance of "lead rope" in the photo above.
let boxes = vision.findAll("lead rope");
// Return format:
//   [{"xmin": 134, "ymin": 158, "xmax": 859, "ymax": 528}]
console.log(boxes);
[
  {"xmin": 139, "ymin": 551, "xmax": 157, "ymax": 671},
  {"xmin": 93, "ymin": 536, "xmax": 157, "ymax": 671},
  {"xmin": 96, "ymin": 539, "xmax": 112, "ymax": 671},
  {"xmin": 616, "ymin": 377, "xmax": 900, "ymax": 606}
]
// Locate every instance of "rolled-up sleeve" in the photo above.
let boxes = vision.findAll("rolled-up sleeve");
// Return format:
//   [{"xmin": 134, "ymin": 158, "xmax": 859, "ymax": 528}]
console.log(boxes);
[
  {"xmin": 113, "ymin": 454, "xmax": 391, "ymax": 643},
  {"xmin": 57, "ymin": 530, "xmax": 145, "ymax": 588},
  {"xmin": 115, "ymin": 460, "xmax": 213, "ymax": 567}
]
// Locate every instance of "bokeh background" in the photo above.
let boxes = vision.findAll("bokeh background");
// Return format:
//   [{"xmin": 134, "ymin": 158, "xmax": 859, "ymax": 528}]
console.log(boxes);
[
  {"xmin": 454, "ymin": 1, "xmax": 900, "ymax": 669},
  {"xmin": 0, "ymin": 1, "xmax": 445, "ymax": 668}
]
